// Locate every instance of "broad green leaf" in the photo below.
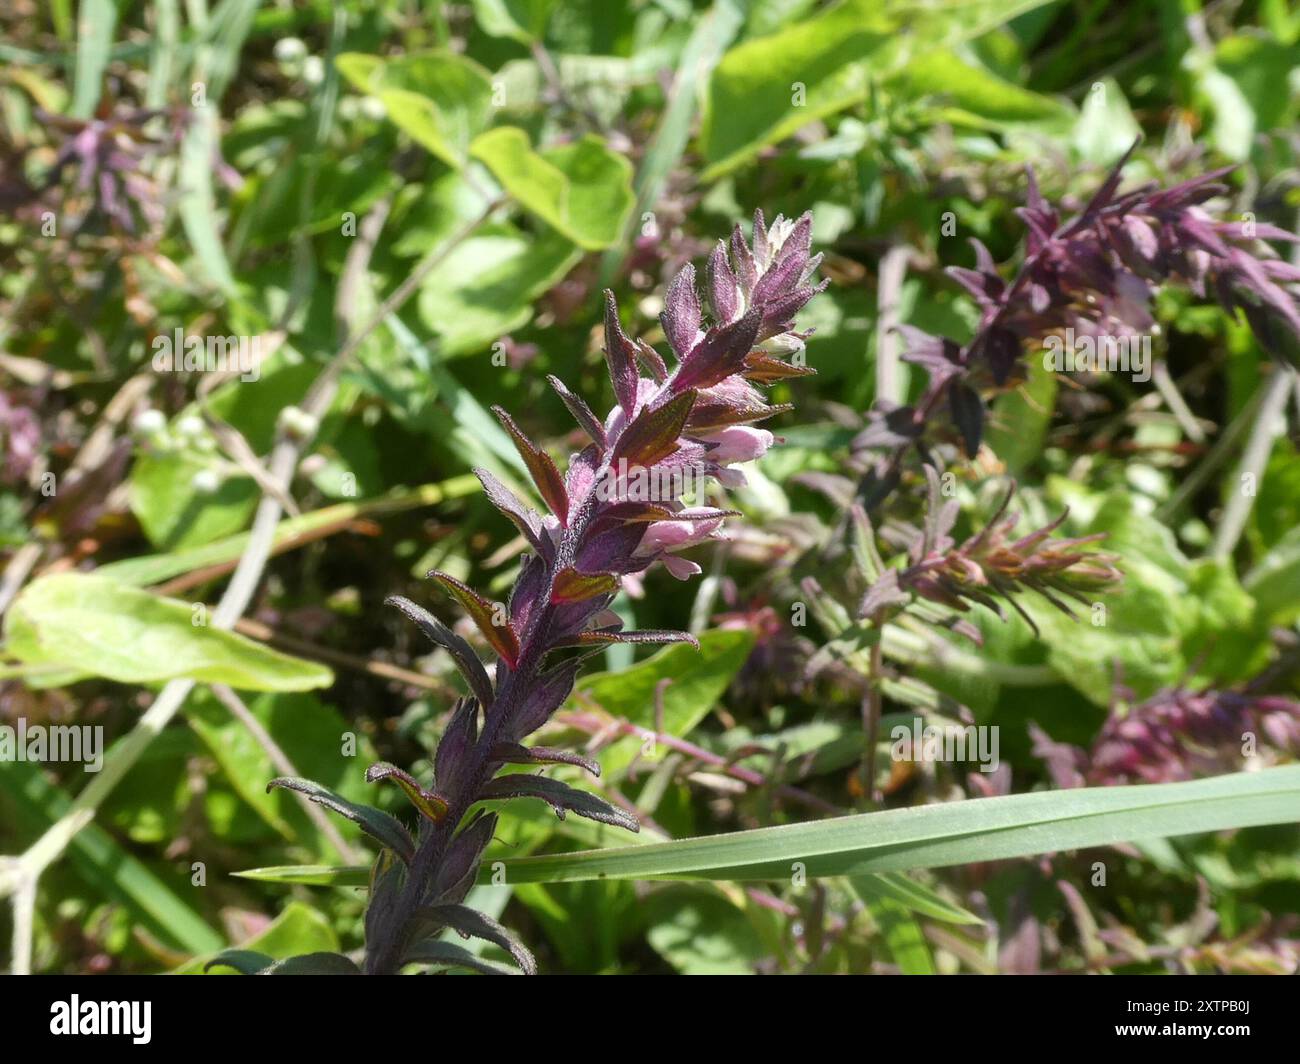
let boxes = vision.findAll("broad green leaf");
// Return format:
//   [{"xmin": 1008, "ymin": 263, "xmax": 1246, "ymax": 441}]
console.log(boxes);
[
  {"xmin": 470, "ymin": 127, "xmax": 635, "ymax": 249},
  {"xmin": 3, "ymin": 573, "xmax": 332, "ymax": 691},
  {"xmin": 417, "ymin": 229, "xmax": 582, "ymax": 354},
  {"xmin": 856, "ymin": 890, "xmax": 936, "ymax": 974},
  {"xmin": 129, "ymin": 450, "xmax": 259, "ymax": 551},
  {"xmin": 699, "ymin": 0, "xmax": 896, "ymax": 180},
  {"xmin": 573, "ymin": 628, "xmax": 754, "ymax": 779},
  {"xmin": 175, "ymin": 901, "xmax": 339, "ymax": 974},
  {"xmin": 488, "ymin": 765, "xmax": 1300, "ymax": 883},
  {"xmin": 1072, "ymin": 77, "xmax": 1142, "ymax": 166},
  {"xmin": 1213, "ymin": 34, "xmax": 1300, "ymax": 136},
  {"xmin": 700, "ymin": 0, "xmax": 1056, "ymax": 178},
  {"xmin": 471, "ymin": 0, "xmax": 557, "ymax": 43},
  {"xmin": 391, "ymin": 173, "xmax": 490, "ymax": 258},
  {"xmin": 645, "ymin": 889, "xmax": 766, "ymax": 974},
  {"xmin": 1244, "ymin": 524, "xmax": 1300, "ymax": 625},
  {"xmin": 893, "ymin": 49, "xmax": 1074, "ymax": 128},
  {"xmin": 186, "ymin": 689, "xmax": 373, "ymax": 850},
  {"xmin": 336, "ymin": 50, "xmax": 493, "ymax": 169}
]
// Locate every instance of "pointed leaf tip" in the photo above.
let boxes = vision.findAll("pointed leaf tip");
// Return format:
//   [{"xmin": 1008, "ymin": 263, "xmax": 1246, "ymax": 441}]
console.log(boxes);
[
  {"xmin": 426, "ymin": 570, "xmax": 520, "ymax": 668},
  {"xmin": 491, "ymin": 406, "xmax": 570, "ymax": 526},
  {"xmin": 386, "ymin": 594, "xmax": 495, "ymax": 708},
  {"xmin": 366, "ymin": 761, "xmax": 450, "ymax": 822}
]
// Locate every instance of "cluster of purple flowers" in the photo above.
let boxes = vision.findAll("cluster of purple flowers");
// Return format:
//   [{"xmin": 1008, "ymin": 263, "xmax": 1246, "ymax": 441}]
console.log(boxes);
[
  {"xmin": 1034, "ymin": 686, "xmax": 1300, "ymax": 787},
  {"xmin": 857, "ymin": 141, "xmax": 1300, "ymax": 503},
  {"xmin": 860, "ymin": 469, "xmax": 1121, "ymax": 636}
]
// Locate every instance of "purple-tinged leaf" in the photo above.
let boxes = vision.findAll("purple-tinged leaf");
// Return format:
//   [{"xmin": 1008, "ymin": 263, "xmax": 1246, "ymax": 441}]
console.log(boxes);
[
  {"xmin": 402, "ymin": 939, "xmax": 518, "ymax": 975},
  {"xmin": 266, "ymin": 777, "xmax": 415, "ymax": 864},
  {"xmin": 575, "ymin": 523, "xmax": 648, "ymax": 574},
  {"xmin": 730, "ymin": 221, "xmax": 758, "ymax": 291},
  {"xmin": 260, "ymin": 952, "xmax": 362, "ymax": 975},
  {"xmin": 427, "ymin": 570, "xmax": 520, "ymax": 668},
  {"xmin": 561, "ymin": 627, "xmax": 700, "ymax": 650},
  {"xmin": 859, "ymin": 569, "xmax": 910, "ymax": 620},
  {"xmin": 432, "ymin": 811, "xmax": 497, "ymax": 905},
  {"xmin": 758, "ymin": 283, "xmax": 821, "ymax": 339},
  {"xmin": 434, "ymin": 697, "xmax": 479, "ymax": 797},
  {"xmin": 898, "ymin": 326, "xmax": 963, "ymax": 384},
  {"xmin": 1069, "ymin": 136, "xmax": 1141, "ymax": 225},
  {"xmin": 416, "ymin": 903, "xmax": 537, "ymax": 974},
  {"xmin": 690, "ymin": 399, "xmax": 790, "ymax": 432},
  {"xmin": 509, "ymin": 554, "xmax": 548, "ymax": 635},
  {"xmin": 661, "ymin": 264, "xmax": 702, "ymax": 358},
  {"xmin": 751, "ymin": 208, "xmax": 770, "ymax": 266},
  {"xmin": 386, "ymin": 595, "xmax": 495, "ymax": 709},
  {"xmin": 612, "ymin": 388, "xmax": 696, "ymax": 467},
  {"xmin": 509, "ymin": 656, "xmax": 584, "ymax": 738},
  {"xmin": 551, "ymin": 567, "xmax": 620, "ymax": 604},
  {"xmin": 706, "ymin": 240, "xmax": 740, "ymax": 323},
  {"xmin": 490, "ymin": 742, "xmax": 601, "ymax": 777},
  {"xmin": 473, "ymin": 468, "xmax": 549, "ymax": 557},
  {"xmin": 753, "ymin": 240, "xmax": 809, "ymax": 305},
  {"xmin": 742, "ymin": 353, "xmax": 817, "ymax": 384},
  {"xmin": 492, "ymin": 406, "xmax": 570, "ymax": 526},
  {"xmin": 479, "ymin": 773, "xmax": 640, "ymax": 832},
  {"xmin": 602, "ymin": 503, "xmax": 738, "ymax": 526},
  {"xmin": 547, "ymin": 374, "xmax": 606, "ymax": 447},
  {"xmin": 603, "ymin": 289, "xmax": 641, "ymax": 413},
  {"xmin": 591, "ymin": 500, "xmax": 677, "ymax": 525},
  {"xmin": 636, "ymin": 339, "xmax": 669, "ymax": 382},
  {"xmin": 672, "ymin": 305, "xmax": 762, "ymax": 393},
  {"xmin": 1216, "ymin": 220, "xmax": 1300, "ymax": 243},
  {"xmin": 947, "ymin": 266, "xmax": 1002, "ymax": 307},
  {"xmin": 365, "ymin": 761, "xmax": 450, "ymax": 823},
  {"xmin": 949, "ymin": 380, "xmax": 985, "ymax": 457}
]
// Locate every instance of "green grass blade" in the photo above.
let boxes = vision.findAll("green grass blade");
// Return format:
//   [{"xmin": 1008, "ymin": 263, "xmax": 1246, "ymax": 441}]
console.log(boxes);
[
  {"xmin": 1, "ymin": 763, "xmax": 223, "ymax": 954},
  {"xmin": 237, "ymin": 768, "xmax": 1300, "ymax": 893},
  {"xmin": 71, "ymin": 0, "xmax": 118, "ymax": 118},
  {"xmin": 488, "ymin": 766, "xmax": 1300, "ymax": 883},
  {"xmin": 233, "ymin": 863, "xmax": 369, "ymax": 887}
]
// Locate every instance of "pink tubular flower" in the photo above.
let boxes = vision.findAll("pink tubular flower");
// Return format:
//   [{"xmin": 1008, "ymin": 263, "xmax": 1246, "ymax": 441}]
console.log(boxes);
[{"xmin": 703, "ymin": 425, "xmax": 775, "ymax": 465}]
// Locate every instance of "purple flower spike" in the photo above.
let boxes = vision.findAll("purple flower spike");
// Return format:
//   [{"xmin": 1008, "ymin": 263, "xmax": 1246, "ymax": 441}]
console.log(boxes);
[
  {"xmin": 326, "ymin": 211, "xmax": 821, "ymax": 975},
  {"xmin": 857, "ymin": 143, "xmax": 1300, "ymax": 501}
]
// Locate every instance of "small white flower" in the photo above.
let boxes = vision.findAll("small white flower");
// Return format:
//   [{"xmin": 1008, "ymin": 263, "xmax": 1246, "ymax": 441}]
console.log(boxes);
[
  {"xmin": 190, "ymin": 468, "xmax": 221, "ymax": 494},
  {"xmin": 274, "ymin": 37, "xmax": 307, "ymax": 63},
  {"xmin": 132, "ymin": 408, "xmax": 166, "ymax": 436}
]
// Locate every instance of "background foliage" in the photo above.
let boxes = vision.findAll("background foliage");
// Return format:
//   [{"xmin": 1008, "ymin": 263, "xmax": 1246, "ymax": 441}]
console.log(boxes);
[{"xmin": 1, "ymin": 0, "xmax": 1299, "ymax": 974}]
